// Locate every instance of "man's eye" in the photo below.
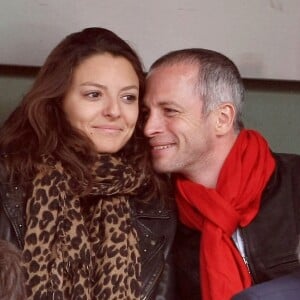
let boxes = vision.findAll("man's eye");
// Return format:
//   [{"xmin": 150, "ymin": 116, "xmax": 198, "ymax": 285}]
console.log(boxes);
[
  {"xmin": 164, "ymin": 108, "xmax": 178, "ymax": 115},
  {"xmin": 141, "ymin": 107, "xmax": 150, "ymax": 119}
]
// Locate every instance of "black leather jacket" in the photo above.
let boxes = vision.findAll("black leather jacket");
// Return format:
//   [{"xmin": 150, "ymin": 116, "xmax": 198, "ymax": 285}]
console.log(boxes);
[
  {"xmin": 0, "ymin": 161, "xmax": 177, "ymax": 300},
  {"xmin": 174, "ymin": 153, "xmax": 300, "ymax": 300}
]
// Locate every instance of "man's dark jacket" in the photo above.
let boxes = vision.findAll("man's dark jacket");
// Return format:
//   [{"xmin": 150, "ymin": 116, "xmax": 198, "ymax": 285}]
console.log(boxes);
[
  {"xmin": 174, "ymin": 153, "xmax": 300, "ymax": 299},
  {"xmin": 0, "ymin": 157, "xmax": 177, "ymax": 300}
]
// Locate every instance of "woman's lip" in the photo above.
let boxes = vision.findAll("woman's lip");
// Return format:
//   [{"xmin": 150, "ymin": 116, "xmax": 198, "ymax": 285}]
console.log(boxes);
[{"xmin": 92, "ymin": 125, "xmax": 123, "ymax": 131}]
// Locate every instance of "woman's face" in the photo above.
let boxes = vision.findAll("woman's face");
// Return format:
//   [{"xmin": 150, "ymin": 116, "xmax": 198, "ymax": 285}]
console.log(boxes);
[{"xmin": 63, "ymin": 53, "xmax": 140, "ymax": 153}]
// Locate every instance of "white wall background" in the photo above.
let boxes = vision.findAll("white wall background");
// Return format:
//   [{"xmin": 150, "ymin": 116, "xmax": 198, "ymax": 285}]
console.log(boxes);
[{"xmin": 0, "ymin": 0, "xmax": 300, "ymax": 80}]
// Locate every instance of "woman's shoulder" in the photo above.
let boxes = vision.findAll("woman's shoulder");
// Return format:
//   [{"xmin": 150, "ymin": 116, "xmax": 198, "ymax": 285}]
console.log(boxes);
[
  {"xmin": 131, "ymin": 177, "xmax": 176, "ymax": 218},
  {"xmin": 0, "ymin": 153, "xmax": 8, "ymax": 182},
  {"xmin": 131, "ymin": 186, "xmax": 177, "ymax": 235}
]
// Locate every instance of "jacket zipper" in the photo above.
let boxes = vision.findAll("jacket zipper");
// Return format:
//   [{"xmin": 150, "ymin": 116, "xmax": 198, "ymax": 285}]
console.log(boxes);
[{"xmin": 239, "ymin": 227, "xmax": 257, "ymax": 283}]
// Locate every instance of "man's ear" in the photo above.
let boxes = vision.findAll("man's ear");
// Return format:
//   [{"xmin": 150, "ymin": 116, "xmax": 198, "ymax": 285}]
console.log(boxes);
[{"xmin": 214, "ymin": 102, "xmax": 235, "ymax": 135}]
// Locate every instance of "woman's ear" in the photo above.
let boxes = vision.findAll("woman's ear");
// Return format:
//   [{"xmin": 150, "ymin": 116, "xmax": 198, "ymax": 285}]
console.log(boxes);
[{"xmin": 214, "ymin": 102, "xmax": 235, "ymax": 135}]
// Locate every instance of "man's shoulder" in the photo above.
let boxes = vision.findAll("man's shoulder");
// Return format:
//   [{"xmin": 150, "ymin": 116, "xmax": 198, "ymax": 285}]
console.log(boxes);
[
  {"xmin": 266, "ymin": 152, "xmax": 300, "ymax": 192},
  {"xmin": 273, "ymin": 152, "xmax": 300, "ymax": 168},
  {"xmin": 232, "ymin": 271, "xmax": 300, "ymax": 300}
]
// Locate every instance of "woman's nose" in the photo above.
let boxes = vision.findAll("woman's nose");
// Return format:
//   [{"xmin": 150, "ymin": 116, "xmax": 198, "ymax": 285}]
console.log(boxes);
[{"xmin": 103, "ymin": 98, "xmax": 121, "ymax": 118}]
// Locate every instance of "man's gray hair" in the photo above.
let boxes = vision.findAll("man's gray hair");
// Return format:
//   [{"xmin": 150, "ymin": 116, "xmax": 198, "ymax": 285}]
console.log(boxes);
[{"xmin": 149, "ymin": 48, "xmax": 245, "ymax": 131}]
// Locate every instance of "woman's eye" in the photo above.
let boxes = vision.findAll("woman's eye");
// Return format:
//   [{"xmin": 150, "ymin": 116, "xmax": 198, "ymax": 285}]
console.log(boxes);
[
  {"xmin": 122, "ymin": 94, "xmax": 138, "ymax": 102},
  {"xmin": 86, "ymin": 91, "xmax": 101, "ymax": 99}
]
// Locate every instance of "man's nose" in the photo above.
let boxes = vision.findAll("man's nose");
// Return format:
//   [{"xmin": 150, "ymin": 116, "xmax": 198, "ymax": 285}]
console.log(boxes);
[{"xmin": 144, "ymin": 111, "xmax": 162, "ymax": 137}]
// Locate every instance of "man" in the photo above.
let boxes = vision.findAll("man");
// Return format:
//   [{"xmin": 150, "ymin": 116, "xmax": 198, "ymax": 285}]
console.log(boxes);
[{"xmin": 143, "ymin": 48, "xmax": 300, "ymax": 300}]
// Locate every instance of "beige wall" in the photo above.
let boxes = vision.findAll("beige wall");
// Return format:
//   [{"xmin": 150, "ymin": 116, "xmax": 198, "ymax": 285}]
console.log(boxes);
[{"xmin": 1, "ymin": 1, "xmax": 300, "ymax": 81}]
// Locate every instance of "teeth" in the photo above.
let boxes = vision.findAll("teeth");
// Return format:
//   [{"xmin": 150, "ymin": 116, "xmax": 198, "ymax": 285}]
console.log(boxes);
[{"xmin": 153, "ymin": 145, "xmax": 171, "ymax": 150}]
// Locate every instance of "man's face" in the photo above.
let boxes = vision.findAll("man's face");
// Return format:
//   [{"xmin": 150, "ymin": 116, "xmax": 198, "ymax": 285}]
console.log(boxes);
[{"xmin": 144, "ymin": 63, "xmax": 216, "ymax": 178}]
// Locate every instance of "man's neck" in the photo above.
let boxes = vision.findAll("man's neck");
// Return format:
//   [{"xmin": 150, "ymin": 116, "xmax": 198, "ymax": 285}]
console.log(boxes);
[{"xmin": 183, "ymin": 132, "xmax": 238, "ymax": 188}]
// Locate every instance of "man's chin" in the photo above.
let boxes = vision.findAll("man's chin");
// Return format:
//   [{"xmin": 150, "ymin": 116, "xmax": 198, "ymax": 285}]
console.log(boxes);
[{"xmin": 152, "ymin": 160, "xmax": 173, "ymax": 174}]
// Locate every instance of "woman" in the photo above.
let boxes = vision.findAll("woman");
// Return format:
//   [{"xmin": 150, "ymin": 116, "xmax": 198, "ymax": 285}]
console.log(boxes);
[{"xmin": 0, "ymin": 27, "xmax": 176, "ymax": 299}]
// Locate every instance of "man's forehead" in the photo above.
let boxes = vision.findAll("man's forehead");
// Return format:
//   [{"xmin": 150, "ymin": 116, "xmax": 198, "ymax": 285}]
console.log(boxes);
[
  {"xmin": 148, "ymin": 62, "xmax": 197, "ymax": 77},
  {"xmin": 145, "ymin": 65, "xmax": 198, "ymax": 99}
]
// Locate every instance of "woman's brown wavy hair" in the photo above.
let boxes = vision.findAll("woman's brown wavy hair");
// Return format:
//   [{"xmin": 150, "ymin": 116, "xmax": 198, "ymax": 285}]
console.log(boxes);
[{"xmin": 0, "ymin": 27, "xmax": 168, "ymax": 198}]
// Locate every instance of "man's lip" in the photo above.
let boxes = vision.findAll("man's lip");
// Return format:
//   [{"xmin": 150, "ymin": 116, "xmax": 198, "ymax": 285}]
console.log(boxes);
[{"xmin": 150, "ymin": 143, "xmax": 176, "ymax": 150}]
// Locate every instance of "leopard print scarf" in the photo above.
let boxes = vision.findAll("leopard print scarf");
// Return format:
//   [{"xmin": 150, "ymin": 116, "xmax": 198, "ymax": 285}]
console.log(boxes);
[{"xmin": 22, "ymin": 154, "xmax": 148, "ymax": 299}]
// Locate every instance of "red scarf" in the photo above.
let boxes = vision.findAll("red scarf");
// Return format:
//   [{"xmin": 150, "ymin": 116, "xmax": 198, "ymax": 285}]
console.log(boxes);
[{"xmin": 176, "ymin": 129, "xmax": 275, "ymax": 300}]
